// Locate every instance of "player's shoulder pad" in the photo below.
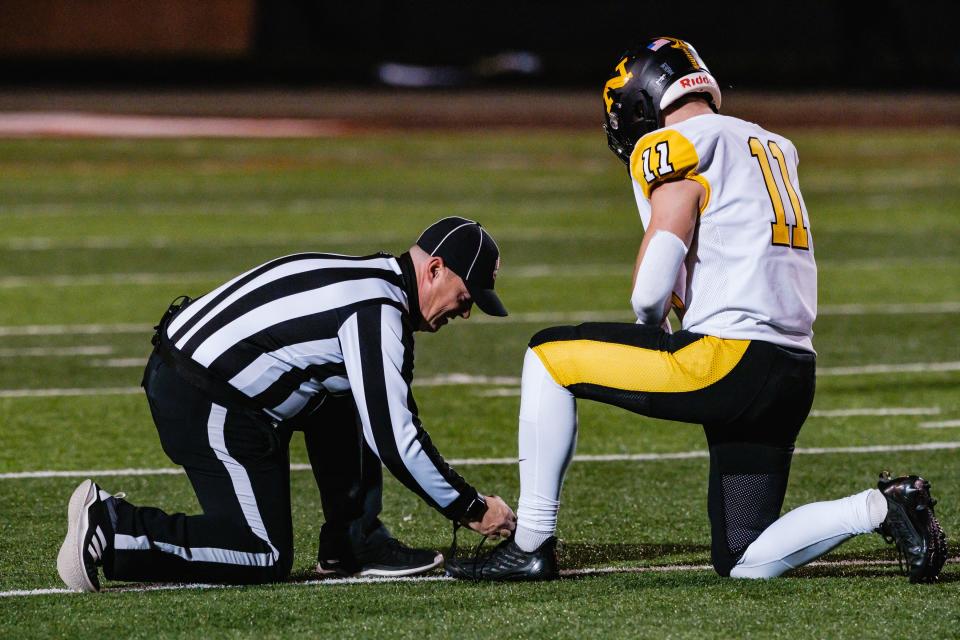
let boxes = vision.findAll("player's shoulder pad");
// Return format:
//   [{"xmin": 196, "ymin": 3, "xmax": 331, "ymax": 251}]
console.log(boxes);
[{"xmin": 630, "ymin": 127, "xmax": 710, "ymax": 201}]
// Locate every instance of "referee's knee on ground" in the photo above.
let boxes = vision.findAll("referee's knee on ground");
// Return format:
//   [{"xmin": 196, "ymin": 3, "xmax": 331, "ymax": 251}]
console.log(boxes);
[{"xmin": 259, "ymin": 547, "xmax": 293, "ymax": 583}]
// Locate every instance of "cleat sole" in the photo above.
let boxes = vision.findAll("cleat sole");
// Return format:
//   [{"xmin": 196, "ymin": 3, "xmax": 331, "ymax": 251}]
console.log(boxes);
[{"xmin": 56, "ymin": 479, "xmax": 100, "ymax": 592}]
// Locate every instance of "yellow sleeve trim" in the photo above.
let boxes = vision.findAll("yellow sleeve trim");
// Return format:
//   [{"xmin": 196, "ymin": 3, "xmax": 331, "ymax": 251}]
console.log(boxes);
[
  {"xmin": 630, "ymin": 128, "xmax": 711, "ymax": 214},
  {"xmin": 688, "ymin": 174, "xmax": 711, "ymax": 214}
]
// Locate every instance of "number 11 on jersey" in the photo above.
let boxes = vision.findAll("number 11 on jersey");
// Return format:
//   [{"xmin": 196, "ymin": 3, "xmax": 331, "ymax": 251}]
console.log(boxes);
[
  {"xmin": 640, "ymin": 141, "xmax": 675, "ymax": 183},
  {"xmin": 748, "ymin": 137, "xmax": 809, "ymax": 250}
]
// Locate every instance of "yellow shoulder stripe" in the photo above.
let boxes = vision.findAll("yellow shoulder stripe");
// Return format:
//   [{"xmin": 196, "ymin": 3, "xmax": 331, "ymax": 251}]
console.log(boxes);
[{"xmin": 532, "ymin": 336, "xmax": 749, "ymax": 393}]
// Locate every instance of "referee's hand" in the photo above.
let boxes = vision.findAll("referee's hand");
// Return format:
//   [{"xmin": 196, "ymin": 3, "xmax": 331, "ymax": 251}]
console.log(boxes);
[{"xmin": 466, "ymin": 495, "xmax": 517, "ymax": 538}]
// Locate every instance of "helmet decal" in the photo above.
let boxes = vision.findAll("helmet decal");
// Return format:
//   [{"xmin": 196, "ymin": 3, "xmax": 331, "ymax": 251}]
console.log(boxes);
[
  {"xmin": 603, "ymin": 58, "xmax": 634, "ymax": 113},
  {"xmin": 658, "ymin": 36, "xmax": 705, "ymax": 71},
  {"xmin": 647, "ymin": 38, "xmax": 672, "ymax": 52}
]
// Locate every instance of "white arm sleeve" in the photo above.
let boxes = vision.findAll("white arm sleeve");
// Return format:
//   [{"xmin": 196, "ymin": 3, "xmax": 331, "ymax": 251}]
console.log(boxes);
[{"xmin": 631, "ymin": 230, "xmax": 688, "ymax": 326}]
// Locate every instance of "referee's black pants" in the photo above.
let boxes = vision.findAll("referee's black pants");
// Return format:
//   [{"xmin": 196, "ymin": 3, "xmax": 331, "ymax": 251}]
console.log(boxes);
[
  {"xmin": 107, "ymin": 353, "xmax": 387, "ymax": 584},
  {"xmin": 302, "ymin": 396, "xmax": 393, "ymax": 572}
]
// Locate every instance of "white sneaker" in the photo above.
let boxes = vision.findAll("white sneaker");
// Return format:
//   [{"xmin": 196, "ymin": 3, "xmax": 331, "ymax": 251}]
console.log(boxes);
[{"xmin": 56, "ymin": 479, "xmax": 117, "ymax": 592}]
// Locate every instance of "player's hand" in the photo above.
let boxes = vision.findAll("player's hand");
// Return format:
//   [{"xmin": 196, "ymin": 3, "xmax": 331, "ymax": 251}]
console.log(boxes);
[{"xmin": 466, "ymin": 495, "xmax": 516, "ymax": 538}]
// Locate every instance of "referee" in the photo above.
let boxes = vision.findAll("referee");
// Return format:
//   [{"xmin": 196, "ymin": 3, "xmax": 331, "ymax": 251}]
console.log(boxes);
[{"xmin": 57, "ymin": 217, "xmax": 516, "ymax": 591}]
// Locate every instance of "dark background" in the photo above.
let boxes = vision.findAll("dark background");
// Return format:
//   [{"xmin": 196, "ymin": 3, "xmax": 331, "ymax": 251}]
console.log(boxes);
[{"xmin": 0, "ymin": 0, "xmax": 957, "ymax": 90}]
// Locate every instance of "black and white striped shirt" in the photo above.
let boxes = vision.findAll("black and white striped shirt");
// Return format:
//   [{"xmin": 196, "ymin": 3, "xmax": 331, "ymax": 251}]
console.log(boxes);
[{"xmin": 163, "ymin": 251, "xmax": 478, "ymax": 520}]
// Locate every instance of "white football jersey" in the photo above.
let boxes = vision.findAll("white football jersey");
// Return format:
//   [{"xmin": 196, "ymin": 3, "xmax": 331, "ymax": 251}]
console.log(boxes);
[{"xmin": 630, "ymin": 113, "xmax": 817, "ymax": 352}]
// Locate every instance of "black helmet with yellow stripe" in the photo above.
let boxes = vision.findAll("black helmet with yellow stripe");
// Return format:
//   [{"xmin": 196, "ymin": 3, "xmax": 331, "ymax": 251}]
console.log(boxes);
[{"xmin": 602, "ymin": 37, "xmax": 722, "ymax": 165}]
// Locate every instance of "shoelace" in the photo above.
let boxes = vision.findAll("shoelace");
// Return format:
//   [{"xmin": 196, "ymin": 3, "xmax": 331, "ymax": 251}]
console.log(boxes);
[
  {"xmin": 100, "ymin": 491, "xmax": 127, "ymax": 537},
  {"xmin": 878, "ymin": 499, "xmax": 939, "ymax": 578},
  {"xmin": 877, "ymin": 524, "xmax": 908, "ymax": 576},
  {"xmin": 449, "ymin": 523, "xmax": 496, "ymax": 579}
]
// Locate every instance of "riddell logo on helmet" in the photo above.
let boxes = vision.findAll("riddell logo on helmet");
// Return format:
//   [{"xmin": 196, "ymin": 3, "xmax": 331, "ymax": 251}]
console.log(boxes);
[{"xmin": 679, "ymin": 74, "xmax": 712, "ymax": 89}]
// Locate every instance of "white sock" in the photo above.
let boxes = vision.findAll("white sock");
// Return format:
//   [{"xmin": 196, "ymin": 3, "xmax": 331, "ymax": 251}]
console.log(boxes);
[
  {"xmin": 514, "ymin": 348, "xmax": 578, "ymax": 553},
  {"xmin": 730, "ymin": 488, "xmax": 887, "ymax": 578}
]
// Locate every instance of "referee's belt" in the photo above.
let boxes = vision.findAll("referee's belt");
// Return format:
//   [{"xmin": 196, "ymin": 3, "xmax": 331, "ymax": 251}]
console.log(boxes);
[{"xmin": 147, "ymin": 296, "xmax": 280, "ymax": 430}]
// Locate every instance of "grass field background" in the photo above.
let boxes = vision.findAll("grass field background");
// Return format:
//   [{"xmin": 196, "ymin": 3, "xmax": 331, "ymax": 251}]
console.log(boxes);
[{"xmin": 0, "ymin": 126, "xmax": 958, "ymax": 638}]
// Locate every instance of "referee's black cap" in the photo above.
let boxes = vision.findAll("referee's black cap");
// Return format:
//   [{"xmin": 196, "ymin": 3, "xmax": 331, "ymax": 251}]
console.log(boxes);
[{"xmin": 416, "ymin": 217, "xmax": 507, "ymax": 317}]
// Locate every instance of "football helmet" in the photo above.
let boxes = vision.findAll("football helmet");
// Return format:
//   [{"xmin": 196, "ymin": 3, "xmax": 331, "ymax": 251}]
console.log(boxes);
[{"xmin": 602, "ymin": 37, "xmax": 722, "ymax": 165}]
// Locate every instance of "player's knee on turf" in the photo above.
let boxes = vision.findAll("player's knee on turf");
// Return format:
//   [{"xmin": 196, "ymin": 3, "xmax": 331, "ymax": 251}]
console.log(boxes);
[
  {"xmin": 705, "ymin": 442, "xmax": 793, "ymax": 578},
  {"xmin": 711, "ymin": 548, "xmax": 739, "ymax": 577}
]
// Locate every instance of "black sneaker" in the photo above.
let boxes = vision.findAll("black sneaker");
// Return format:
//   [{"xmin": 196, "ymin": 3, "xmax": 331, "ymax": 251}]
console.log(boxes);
[
  {"xmin": 317, "ymin": 538, "xmax": 443, "ymax": 578},
  {"xmin": 445, "ymin": 536, "xmax": 559, "ymax": 581},
  {"xmin": 876, "ymin": 471, "xmax": 948, "ymax": 583},
  {"xmin": 56, "ymin": 479, "xmax": 120, "ymax": 592}
]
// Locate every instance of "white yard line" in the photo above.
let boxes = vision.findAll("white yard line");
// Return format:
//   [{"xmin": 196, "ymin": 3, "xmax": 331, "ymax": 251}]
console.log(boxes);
[
  {"xmin": 919, "ymin": 420, "xmax": 960, "ymax": 429},
  {"xmin": 0, "ymin": 387, "xmax": 142, "ymax": 399},
  {"xmin": 90, "ymin": 358, "xmax": 147, "ymax": 368},
  {"xmin": 789, "ymin": 442, "xmax": 960, "ymax": 455},
  {"xmin": 0, "ymin": 267, "xmax": 619, "ymax": 288},
  {"xmin": 0, "ymin": 375, "xmax": 526, "ymax": 398},
  {"xmin": 0, "ymin": 345, "xmax": 113, "ymax": 357},
  {"xmin": 417, "ymin": 374, "xmax": 520, "ymax": 387},
  {"xmin": 1, "ymin": 467, "xmax": 186, "ymax": 479},
  {"xmin": 475, "ymin": 387, "xmax": 521, "ymax": 397},
  {"xmin": 1, "ymin": 233, "xmax": 952, "ymax": 266},
  {"xmin": 817, "ymin": 257, "xmax": 956, "ymax": 270},
  {"xmin": 0, "ymin": 229, "xmax": 623, "ymax": 251},
  {"xmin": 0, "ymin": 272, "xmax": 230, "ymax": 288},
  {"xmin": 0, "ymin": 323, "xmax": 150, "ymax": 337},
  {"xmin": 2, "ymin": 301, "xmax": 959, "ymax": 338},
  {"xmin": 808, "ymin": 407, "xmax": 940, "ymax": 417},
  {"xmin": 0, "ymin": 112, "xmax": 351, "ymax": 138},
  {"xmin": 3, "ymin": 359, "xmax": 960, "ymax": 398},
  {"xmin": 470, "ymin": 404, "xmax": 947, "ymax": 417},
  {"xmin": 456, "ymin": 361, "xmax": 960, "ymax": 378},
  {"xmin": 1, "ymin": 557, "xmax": 953, "ymax": 598},
  {"xmin": 819, "ymin": 301, "xmax": 960, "ymax": 315},
  {"xmin": 3, "ymin": 441, "xmax": 958, "ymax": 480},
  {"xmin": 818, "ymin": 361, "xmax": 960, "ymax": 376},
  {"xmin": 0, "ymin": 235, "xmax": 398, "ymax": 251}
]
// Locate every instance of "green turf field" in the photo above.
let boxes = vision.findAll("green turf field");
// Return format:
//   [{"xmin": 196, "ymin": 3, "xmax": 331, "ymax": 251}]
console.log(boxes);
[{"xmin": 0, "ymin": 128, "xmax": 958, "ymax": 638}]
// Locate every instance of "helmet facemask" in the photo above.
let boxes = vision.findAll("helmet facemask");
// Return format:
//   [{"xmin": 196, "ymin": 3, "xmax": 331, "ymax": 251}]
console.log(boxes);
[{"xmin": 603, "ymin": 87, "xmax": 659, "ymax": 166}]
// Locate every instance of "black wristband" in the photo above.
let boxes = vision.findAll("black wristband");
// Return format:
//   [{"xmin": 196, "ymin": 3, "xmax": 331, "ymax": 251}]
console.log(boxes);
[{"xmin": 461, "ymin": 494, "xmax": 488, "ymax": 522}]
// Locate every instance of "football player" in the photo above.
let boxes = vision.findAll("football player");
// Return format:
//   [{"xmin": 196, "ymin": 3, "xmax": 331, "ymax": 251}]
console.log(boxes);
[{"xmin": 446, "ymin": 37, "xmax": 947, "ymax": 582}]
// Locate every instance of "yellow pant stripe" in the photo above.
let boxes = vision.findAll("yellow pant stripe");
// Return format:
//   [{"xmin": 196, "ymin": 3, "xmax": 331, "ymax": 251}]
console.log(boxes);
[{"xmin": 532, "ymin": 336, "xmax": 750, "ymax": 393}]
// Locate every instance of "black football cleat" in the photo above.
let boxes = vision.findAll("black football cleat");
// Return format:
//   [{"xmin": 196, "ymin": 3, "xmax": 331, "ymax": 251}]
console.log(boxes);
[
  {"xmin": 56, "ymin": 479, "xmax": 119, "ymax": 592},
  {"xmin": 876, "ymin": 471, "xmax": 948, "ymax": 583},
  {"xmin": 317, "ymin": 538, "xmax": 443, "ymax": 578},
  {"xmin": 445, "ymin": 536, "xmax": 559, "ymax": 581}
]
